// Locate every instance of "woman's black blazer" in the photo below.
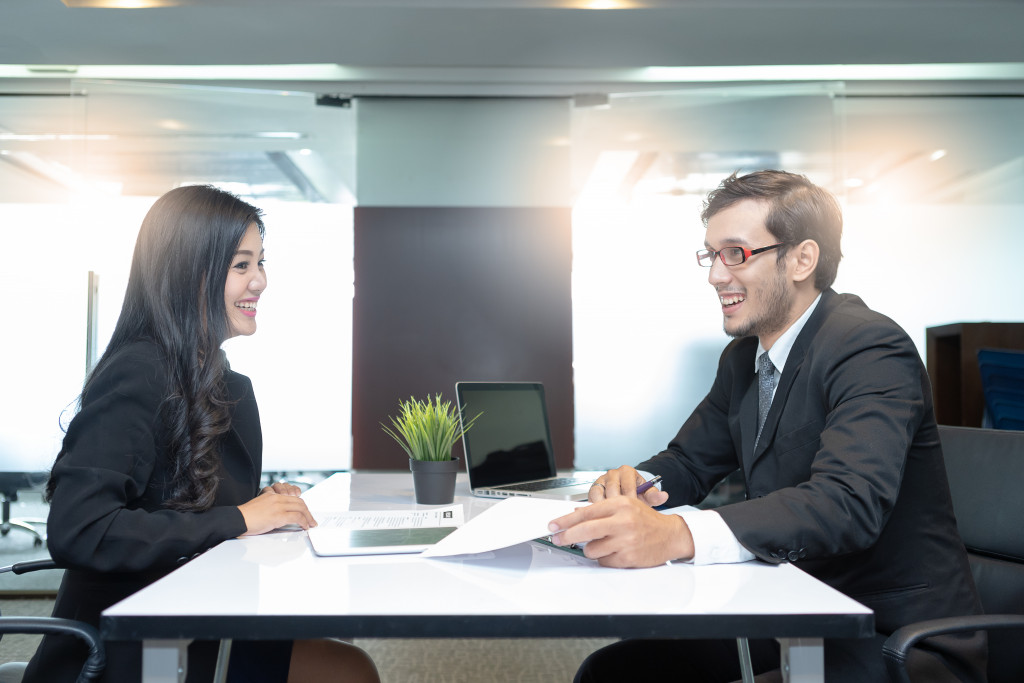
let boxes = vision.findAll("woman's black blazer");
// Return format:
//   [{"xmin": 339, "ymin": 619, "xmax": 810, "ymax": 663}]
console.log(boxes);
[{"xmin": 24, "ymin": 340, "xmax": 262, "ymax": 683}]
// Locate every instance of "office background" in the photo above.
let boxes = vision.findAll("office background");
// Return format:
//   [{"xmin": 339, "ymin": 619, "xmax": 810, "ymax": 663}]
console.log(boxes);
[{"xmin": 1, "ymin": 1, "xmax": 1023, "ymax": 477}]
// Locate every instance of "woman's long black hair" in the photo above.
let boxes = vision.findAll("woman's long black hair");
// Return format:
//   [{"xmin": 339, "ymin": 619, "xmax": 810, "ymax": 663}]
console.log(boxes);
[{"xmin": 48, "ymin": 184, "xmax": 265, "ymax": 511}]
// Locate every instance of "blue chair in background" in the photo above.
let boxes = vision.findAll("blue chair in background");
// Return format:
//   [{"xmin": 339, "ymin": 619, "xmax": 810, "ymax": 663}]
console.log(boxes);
[{"xmin": 977, "ymin": 348, "xmax": 1024, "ymax": 431}]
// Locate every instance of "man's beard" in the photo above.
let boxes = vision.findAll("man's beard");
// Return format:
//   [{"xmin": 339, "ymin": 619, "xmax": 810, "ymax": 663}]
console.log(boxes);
[{"xmin": 724, "ymin": 264, "xmax": 792, "ymax": 340}]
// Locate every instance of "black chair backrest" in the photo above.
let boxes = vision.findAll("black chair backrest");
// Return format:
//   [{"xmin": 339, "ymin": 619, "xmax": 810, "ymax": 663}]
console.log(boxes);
[
  {"xmin": 0, "ymin": 560, "xmax": 106, "ymax": 682},
  {"xmin": 938, "ymin": 425, "xmax": 1024, "ymax": 682}
]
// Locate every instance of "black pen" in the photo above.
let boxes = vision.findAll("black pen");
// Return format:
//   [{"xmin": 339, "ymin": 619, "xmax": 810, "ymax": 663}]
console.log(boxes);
[{"xmin": 635, "ymin": 475, "xmax": 662, "ymax": 496}]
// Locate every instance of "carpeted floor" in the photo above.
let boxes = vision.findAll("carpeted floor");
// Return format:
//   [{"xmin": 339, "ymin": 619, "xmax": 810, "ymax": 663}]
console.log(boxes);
[
  {"xmin": 0, "ymin": 597, "xmax": 51, "ymax": 666},
  {"xmin": 359, "ymin": 637, "xmax": 613, "ymax": 683}
]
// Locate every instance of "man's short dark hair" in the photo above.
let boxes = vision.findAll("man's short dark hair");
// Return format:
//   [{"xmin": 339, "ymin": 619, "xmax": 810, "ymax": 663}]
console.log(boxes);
[{"xmin": 701, "ymin": 170, "xmax": 843, "ymax": 291}]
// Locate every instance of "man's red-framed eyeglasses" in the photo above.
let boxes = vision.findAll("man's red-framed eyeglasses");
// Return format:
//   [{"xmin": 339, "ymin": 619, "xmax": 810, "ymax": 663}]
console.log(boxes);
[{"xmin": 696, "ymin": 243, "xmax": 786, "ymax": 267}]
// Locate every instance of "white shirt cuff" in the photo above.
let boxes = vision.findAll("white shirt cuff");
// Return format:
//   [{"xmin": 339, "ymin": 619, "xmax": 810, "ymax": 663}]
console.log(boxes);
[{"xmin": 678, "ymin": 508, "xmax": 756, "ymax": 565}]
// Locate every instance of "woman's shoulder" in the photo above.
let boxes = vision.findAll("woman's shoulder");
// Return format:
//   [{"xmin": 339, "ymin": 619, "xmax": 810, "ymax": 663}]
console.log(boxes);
[
  {"xmin": 223, "ymin": 366, "xmax": 255, "ymax": 402},
  {"xmin": 86, "ymin": 339, "xmax": 169, "ymax": 400},
  {"xmin": 101, "ymin": 339, "xmax": 167, "ymax": 373},
  {"xmin": 111, "ymin": 338, "xmax": 166, "ymax": 362}
]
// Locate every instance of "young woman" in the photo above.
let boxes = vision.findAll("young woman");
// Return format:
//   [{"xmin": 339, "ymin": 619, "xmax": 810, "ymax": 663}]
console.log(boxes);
[{"xmin": 23, "ymin": 185, "xmax": 379, "ymax": 683}]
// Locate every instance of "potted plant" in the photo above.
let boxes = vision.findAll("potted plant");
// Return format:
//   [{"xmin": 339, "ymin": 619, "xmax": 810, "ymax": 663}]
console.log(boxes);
[{"xmin": 382, "ymin": 394, "xmax": 481, "ymax": 504}]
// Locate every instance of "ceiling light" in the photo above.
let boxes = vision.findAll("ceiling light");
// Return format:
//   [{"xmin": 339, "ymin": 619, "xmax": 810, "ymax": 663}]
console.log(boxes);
[
  {"xmin": 158, "ymin": 119, "xmax": 186, "ymax": 131},
  {"xmin": 0, "ymin": 133, "xmax": 115, "ymax": 141},
  {"xmin": 62, "ymin": 1, "xmax": 175, "ymax": 7},
  {"xmin": 255, "ymin": 132, "xmax": 304, "ymax": 139}
]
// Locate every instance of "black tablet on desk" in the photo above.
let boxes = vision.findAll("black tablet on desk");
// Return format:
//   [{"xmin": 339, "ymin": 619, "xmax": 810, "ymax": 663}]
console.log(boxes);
[{"xmin": 307, "ymin": 526, "xmax": 460, "ymax": 556}]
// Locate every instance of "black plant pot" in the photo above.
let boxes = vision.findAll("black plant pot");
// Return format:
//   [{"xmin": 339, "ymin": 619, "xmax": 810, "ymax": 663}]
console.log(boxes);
[{"xmin": 409, "ymin": 457, "xmax": 460, "ymax": 505}]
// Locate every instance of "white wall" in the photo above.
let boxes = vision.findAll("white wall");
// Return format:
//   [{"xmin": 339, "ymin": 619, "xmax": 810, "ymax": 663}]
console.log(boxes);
[
  {"xmin": 222, "ymin": 201, "xmax": 353, "ymax": 473},
  {"xmin": 837, "ymin": 203, "xmax": 1024, "ymax": 354},
  {"xmin": 0, "ymin": 200, "xmax": 144, "ymax": 473},
  {"xmin": 0, "ymin": 199, "xmax": 353, "ymax": 474},
  {"xmin": 571, "ymin": 199, "xmax": 1024, "ymax": 470}
]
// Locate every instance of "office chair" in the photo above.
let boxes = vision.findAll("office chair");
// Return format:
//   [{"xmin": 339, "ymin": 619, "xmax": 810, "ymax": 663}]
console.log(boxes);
[
  {"xmin": 0, "ymin": 474, "xmax": 48, "ymax": 547},
  {"xmin": 0, "ymin": 559, "xmax": 105, "ymax": 683},
  {"xmin": 977, "ymin": 348, "xmax": 1024, "ymax": 431},
  {"xmin": 882, "ymin": 426, "xmax": 1024, "ymax": 683}
]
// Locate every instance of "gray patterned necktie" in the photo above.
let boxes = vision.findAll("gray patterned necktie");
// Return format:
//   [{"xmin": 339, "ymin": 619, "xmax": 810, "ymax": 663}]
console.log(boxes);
[{"xmin": 756, "ymin": 353, "xmax": 776, "ymax": 444}]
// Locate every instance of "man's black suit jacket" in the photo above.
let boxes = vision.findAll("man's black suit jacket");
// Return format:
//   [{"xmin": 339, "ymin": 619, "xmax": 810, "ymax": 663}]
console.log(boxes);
[{"xmin": 639, "ymin": 289, "xmax": 985, "ymax": 676}]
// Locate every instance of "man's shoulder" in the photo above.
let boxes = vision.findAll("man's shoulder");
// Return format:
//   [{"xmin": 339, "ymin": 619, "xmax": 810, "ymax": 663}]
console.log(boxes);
[
  {"xmin": 817, "ymin": 291, "xmax": 907, "ymax": 337},
  {"xmin": 802, "ymin": 291, "xmax": 917, "ymax": 364}
]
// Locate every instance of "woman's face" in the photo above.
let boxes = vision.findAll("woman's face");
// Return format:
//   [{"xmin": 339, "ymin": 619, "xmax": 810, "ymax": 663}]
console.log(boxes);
[{"xmin": 224, "ymin": 223, "xmax": 267, "ymax": 339}]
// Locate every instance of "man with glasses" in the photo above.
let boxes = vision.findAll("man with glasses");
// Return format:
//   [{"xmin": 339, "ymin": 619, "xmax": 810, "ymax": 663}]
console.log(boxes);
[{"xmin": 551, "ymin": 170, "xmax": 984, "ymax": 682}]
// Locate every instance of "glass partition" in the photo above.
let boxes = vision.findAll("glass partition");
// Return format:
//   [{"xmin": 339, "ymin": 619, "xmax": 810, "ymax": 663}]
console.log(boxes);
[
  {"xmin": 835, "ymin": 94, "xmax": 1024, "ymax": 365},
  {"xmin": 0, "ymin": 80, "xmax": 356, "ymax": 473},
  {"xmin": 570, "ymin": 83, "xmax": 1024, "ymax": 470},
  {"xmin": 4, "ymin": 79, "xmax": 1022, "ymax": 476}
]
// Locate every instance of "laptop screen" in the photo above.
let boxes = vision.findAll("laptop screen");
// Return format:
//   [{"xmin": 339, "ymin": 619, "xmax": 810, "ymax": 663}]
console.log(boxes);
[{"xmin": 455, "ymin": 382, "xmax": 556, "ymax": 489}]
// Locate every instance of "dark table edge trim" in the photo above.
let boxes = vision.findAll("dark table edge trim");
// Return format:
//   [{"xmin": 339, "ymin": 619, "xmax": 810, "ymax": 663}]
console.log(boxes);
[{"xmin": 102, "ymin": 613, "xmax": 875, "ymax": 642}]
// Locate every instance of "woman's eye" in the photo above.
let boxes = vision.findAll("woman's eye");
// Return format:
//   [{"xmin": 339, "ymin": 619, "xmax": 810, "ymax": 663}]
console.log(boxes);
[{"xmin": 233, "ymin": 261, "xmax": 249, "ymax": 270}]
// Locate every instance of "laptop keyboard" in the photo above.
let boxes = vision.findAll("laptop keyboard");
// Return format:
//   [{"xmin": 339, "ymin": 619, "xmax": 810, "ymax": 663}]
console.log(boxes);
[{"xmin": 499, "ymin": 477, "xmax": 592, "ymax": 492}]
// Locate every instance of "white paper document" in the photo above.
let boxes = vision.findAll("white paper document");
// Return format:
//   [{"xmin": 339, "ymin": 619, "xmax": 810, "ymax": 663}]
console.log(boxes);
[
  {"xmin": 421, "ymin": 497, "xmax": 587, "ymax": 558},
  {"xmin": 316, "ymin": 505, "xmax": 465, "ymax": 530}
]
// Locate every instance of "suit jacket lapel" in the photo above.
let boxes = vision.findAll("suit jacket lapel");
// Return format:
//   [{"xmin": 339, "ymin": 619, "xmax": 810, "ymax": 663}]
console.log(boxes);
[
  {"xmin": 747, "ymin": 289, "xmax": 838, "ymax": 468},
  {"xmin": 740, "ymin": 374, "xmax": 759, "ymax": 472},
  {"xmin": 223, "ymin": 369, "xmax": 262, "ymax": 491}
]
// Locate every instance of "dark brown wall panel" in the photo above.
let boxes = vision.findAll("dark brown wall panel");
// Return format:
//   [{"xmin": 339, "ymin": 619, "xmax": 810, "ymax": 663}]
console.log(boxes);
[
  {"xmin": 926, "ymin": 322, "xmax": 1024, "ymax": 426},
  {"xmin": 352, "ymin": 206, "xmax": 574, "ymax": 470}
]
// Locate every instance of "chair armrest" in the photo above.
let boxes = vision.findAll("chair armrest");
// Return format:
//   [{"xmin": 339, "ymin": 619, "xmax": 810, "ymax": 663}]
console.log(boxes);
[
  {"xmin": 882, "ymin": 613, "xmax": 1024, "ymax": 683},
  {"xmin": 3, "ymin": 559, "xmax": 59, "ymax": 575},
  {"xmin": 7, "ymin": 561, "xmax": 58, "ymax": 577},
  {"xmin": 0, "ymin": 617, "xmax": 105, "ymax": 682}
]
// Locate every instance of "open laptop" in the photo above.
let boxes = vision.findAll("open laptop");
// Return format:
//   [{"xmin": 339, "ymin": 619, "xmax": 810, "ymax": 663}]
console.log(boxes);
[{"xmin": 455, "ymin": 381, "xmax": 595, "ymax": 501}]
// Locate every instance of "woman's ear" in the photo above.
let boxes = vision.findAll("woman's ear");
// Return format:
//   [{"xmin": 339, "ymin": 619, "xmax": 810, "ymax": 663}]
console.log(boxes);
[{"xmin": 791, "ymin": 239, "xmax": 820, "ymax": 284}]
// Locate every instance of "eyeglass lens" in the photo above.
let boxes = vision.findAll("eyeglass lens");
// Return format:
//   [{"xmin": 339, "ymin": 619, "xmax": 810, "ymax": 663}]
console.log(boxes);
[{"xmin": 697, "ymin": 247, "xmax": 747, "ymax": 267}]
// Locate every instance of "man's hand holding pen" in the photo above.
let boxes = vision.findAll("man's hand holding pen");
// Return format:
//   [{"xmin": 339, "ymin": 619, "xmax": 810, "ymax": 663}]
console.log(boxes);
[
  {"xmin": 587, "ymin": 465, "xmax": 669, "ymax": 505},
  {"xmin": 547, "ymin": 465, "xmax": 695, "ymax": 568}
]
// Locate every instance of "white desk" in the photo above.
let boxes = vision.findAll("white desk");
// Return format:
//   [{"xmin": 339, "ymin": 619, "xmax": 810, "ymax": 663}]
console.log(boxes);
[{"xmin": 102, "ymin": 472, "xmax": 873, "ymax": 683}]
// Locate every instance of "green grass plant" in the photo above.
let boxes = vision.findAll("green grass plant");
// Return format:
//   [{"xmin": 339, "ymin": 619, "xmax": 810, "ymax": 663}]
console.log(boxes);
[{"xmin": 382, "ymin": 394, "xmax": 481, "ymax": 461}]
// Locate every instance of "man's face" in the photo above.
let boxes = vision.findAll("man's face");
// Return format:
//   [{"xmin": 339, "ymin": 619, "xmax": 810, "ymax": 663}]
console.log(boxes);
[{"xmin": 704, "ymin": 199, "xmax": 794, "ymax": 345}]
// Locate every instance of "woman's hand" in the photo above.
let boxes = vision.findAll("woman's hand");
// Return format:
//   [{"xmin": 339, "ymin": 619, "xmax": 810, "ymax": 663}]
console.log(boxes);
[
  {"xmin": 237, "ymin": 486, "xmax": 317, "ymax": 536},
  {"xmin": 264, "ymin": 481, "xmax": 303, "ymax": 497}
]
